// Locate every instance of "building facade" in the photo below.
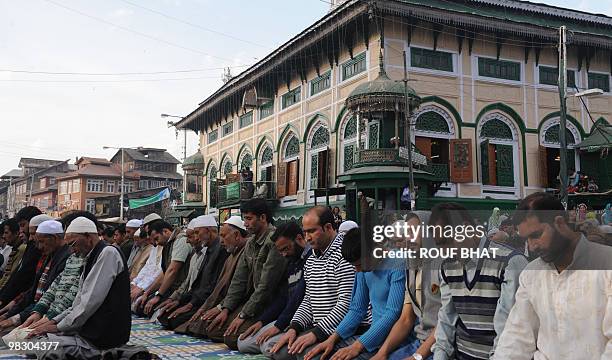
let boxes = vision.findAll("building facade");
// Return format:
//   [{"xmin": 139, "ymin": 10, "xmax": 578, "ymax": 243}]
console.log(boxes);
[
  {"xmin": 7, "ymin": 159, "xmax": 73, "ymax": 217},
  {"xmin": 109, "ymin": 147, "xmax": 183, "ymax": 193},
  {"xmin": 57, "ymin": 157, "xmax": 139, "ymax": 214},
  {"xmin": 177, "ymin": 0, "xmax": 612, "ymax": 218}
]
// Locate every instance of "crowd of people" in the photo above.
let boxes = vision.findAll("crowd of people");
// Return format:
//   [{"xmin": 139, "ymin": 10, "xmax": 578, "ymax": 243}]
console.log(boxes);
[{"xmin": 0, "ymin": 193, "xmax": 609, "ymax": 359}]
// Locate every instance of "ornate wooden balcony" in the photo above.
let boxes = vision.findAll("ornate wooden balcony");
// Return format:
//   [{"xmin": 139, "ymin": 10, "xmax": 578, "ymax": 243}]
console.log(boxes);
[
  {"xmin": 216, "ymin": 181, "xmax": 276, "ymax": 208},
  {"xmin": 353, "ymin": 149, "xmax": 409, "ymax": 168}
]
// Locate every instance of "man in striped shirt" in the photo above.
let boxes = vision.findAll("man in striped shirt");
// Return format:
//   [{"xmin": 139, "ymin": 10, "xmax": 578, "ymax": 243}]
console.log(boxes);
[
  {"xmin": 303, "ymin": 227, "xmax": 405, "ymax": 360},
  {"xmin": 270, "ymin": 206, "xmax": 355, "ymax": 360},
  {"xmin": 431, "ymin": 203, "xmax": 527, "ymax": 360}
]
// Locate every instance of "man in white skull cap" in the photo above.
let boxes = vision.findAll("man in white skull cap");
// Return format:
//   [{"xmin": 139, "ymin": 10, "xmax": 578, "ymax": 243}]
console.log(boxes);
[
  {"xmin": 157, "ymin": 215, "xmax": 228, "ymax": 330},
  {"xmin": 28, "ymin": 217, "xmax": 131, "ymax": 357},
  {"xmin": 0, "ymin": 220, "xmax": 71, "ymax": 335},
  {"xmin": 121, "ymin": 219, "xmax": 143, "ymax": 261}
]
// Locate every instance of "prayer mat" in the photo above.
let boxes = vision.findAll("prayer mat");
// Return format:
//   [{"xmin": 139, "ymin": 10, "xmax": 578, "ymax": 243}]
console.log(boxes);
[
  {"xmin": 0, "ymin": 318, "xmax": 268, "ymax": 359},
  {"xmin": 129, "ymin": 317, "xmax": 269, "ymax": 359}
]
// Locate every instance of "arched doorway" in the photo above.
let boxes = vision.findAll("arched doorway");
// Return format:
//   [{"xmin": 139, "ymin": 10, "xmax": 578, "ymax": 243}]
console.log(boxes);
[{"xmin": 539, "ymin": 119, "xmax": 581, "ymax": 189}]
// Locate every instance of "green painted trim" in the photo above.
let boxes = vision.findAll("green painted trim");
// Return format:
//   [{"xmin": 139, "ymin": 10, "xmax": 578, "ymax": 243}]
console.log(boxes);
[
  {"xmin": 538, "ymin": 111, "xmax": 587, "ymax": 138},
  {"xmin": 302, "ymin": 113, "xmax": 330, "ymax": 143},
  {"xmin": 204, "ymin": 158, "xmax": 217, "ymax": 178},
  {"xmin": 235, "ymin": 143, "xmax": 253, "ymax": 165},
  {"xmin": 420, "ymin": 96, "xmax": 464, "ymax": 137},
  {"xmin": 333, "ymin": 107, "xmax": 349, "ymax": 134},
  {"xmin": 462, "ymin": 123, "xmax": 476, "ymax": 128},
  {"xmin": 474, "ymin": 103, "xmax": 529, "ymax": 186},
  {"xmin": 276, "ymin": 123, "xmax": 300, "ymax": 153},
  {"xmin": 525, "ymin": 129, "xmax": 539, "ymax": 134},
  {"xmin": 219, "ymin": 152, "xmax": 232, "ymax": 169},
  {"xmin": 255, "ymin": 135, "xmax": 274, "ymax": 158}
]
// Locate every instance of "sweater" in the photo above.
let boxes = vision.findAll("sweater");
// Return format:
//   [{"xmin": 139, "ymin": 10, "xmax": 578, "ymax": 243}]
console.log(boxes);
[
  {"xmin": 336, "ymin": 268, "xmax": 405, "ymax": 352},
  {"xmin": 33, "ymin": 254, "xmax": 85, "ymax": 319}
]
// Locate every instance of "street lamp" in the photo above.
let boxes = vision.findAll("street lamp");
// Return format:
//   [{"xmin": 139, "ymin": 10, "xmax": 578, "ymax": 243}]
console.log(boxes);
[
  {"xmin": 103, "ymin": 146, "xmax": 126, "ymax": 220},
  {"xmin": 162, "ymin": 114, "xmax": 187, "ymax": 204},
  {"xmin": 573, "ymin": 88, "xmax": 604, "ymax": 98}
]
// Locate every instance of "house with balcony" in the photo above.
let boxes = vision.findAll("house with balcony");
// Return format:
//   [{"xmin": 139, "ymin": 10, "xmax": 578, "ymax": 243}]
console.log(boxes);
[
  {"xmin": 57, "ymin": 157, "xmax": 138, "ymax": 215},
  {"xmin": 175, "ymin": 0, "xmax": 612, "ymax": 219},
  {"xmin": 109, "ymin": 147, "xmax": 183, "ymax": 193}
]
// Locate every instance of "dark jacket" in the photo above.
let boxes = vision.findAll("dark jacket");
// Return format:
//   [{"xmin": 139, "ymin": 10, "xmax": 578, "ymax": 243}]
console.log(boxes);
[
  {"xmin": 13, "ymin": 244, "xmax": 72, "ymax": 322},
  {"xmin": 0, "ymin": 240, "xmax": 42, "ymax": 304},
  {"xmin": 179, "ymin": 238, "xmax": 228, "ymax": 307},
  {"xmin": 79, "ymin": 241, "xmax": 131, "ymax": 349},
  {"xmin": 221, "ymin": 224, "xmax": 288, "ymax": 319},
  {"xmin": 258, "ymin": 246, "xmax": 311, "ymax": 329},
  {"xmin": 119, "ymin": 239, "xmax": 134, "ymax": 261}
]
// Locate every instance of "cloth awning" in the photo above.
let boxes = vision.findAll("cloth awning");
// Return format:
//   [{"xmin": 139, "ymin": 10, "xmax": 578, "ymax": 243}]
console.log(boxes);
[
  {"xmin": 129, "ymin": 188, "xmax": 170, "ymax": 209},
  {"xmin": 576, "ymin": 125, "xmax": 612, "ymax": 152}
]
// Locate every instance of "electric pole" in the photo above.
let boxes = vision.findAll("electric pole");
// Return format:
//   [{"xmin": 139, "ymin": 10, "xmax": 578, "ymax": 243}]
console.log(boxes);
[
  {"xmin": 558, "ymin": 26, "xmax": 569, "ymax": 209},
  {"xmin": 403, "ymin": 50, "xmax": 415, "ymax": 209}
]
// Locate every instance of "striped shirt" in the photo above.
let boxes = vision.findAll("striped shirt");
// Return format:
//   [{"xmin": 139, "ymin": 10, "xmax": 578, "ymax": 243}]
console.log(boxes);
[{"xmin": 290, "ymin": 233, "xmax": 356, "ymax": 341}]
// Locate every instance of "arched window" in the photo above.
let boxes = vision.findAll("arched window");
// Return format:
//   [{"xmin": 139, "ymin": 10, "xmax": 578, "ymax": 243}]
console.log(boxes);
[
  {"xmin": 220, "ymin": 155, "xmax": 233, "ymax": 178},
  {"xmin": 306, "ymin": 122, "xmax": 330, "ymax": 193},
  {"xmin": 258, "ymin": 144, "xmax": 274, "ymax": 182},
  {"xmin": 478, "ymin": 113, "xmax": 520, "ymax": 195},
  {"xmin": 278, "ymin": 132, "xmax": 300, "ymax": 197},
  {"xmin": 239, "ymin": 150, "xmax": 253, "ymax": 171},
  {"xmin": 340, "ymin": 116, "xmax": 358, "ymax": 173},
  {"xmin": 207, "ymin": 162, "xmax": 218, "ymax": 209},
  {"xmin": 539, "ymin": 118, "xmax": 581, "ymax": 188}
]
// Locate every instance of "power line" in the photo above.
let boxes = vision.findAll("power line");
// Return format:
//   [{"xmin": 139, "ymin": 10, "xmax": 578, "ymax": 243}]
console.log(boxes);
[
  {"xmin": 42, "ymin": 0, "xmax": 234, "ymax": 62},
  {"xmin": 117, "ymin": 0, "xmax": 270, "ymax": 49},
  {"xmin": 0, "ymin": 76, "xmax": 221, "ymax": 83},
  {"xmin": 0, "ymin": 65, "xmax": 250, "ymax": 76}
]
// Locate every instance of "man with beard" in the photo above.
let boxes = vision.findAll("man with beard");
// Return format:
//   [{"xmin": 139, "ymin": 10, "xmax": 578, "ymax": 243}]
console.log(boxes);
[
  {"xmin": 237, "ymin": 221, "xmax": 312, "ymax": 355},
  {"xmin": 431, "ymin": 203, "xmax": 528, "ymax": 360},
  {"xmin": 27, "ymin": 216, "xmax": 131, "ymax": 358},
  {"xmin": 493, "ymin": 193, "xmax": 612, "ymax": 359},
  {"xmin": 157, "ymin": 215, "xmax": 228, "ymax": 330},
  {"xmin": 140, "ymin": 220, "xmax": 192, "ymax": 317},
  {"xmin": 205, "ymin": 199, "xmax": 287, "ymax": 350},
  {"xmin": 128, "ymin": 229, "xmax": 152, "ymax": 280},
  {"xmin": 121, "ymin": 219, "xmax": 142, "ymax": 262},
  {"xmin": 173, "ymin": 216, "xmax": 248, "ymax": 335}
]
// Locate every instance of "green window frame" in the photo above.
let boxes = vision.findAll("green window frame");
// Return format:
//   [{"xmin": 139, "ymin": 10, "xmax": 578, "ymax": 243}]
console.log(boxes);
[
  {"xmin": 281, "ymin": 87, "xmax": 301, "ymax": 109},
  {"xmin": 341, "ymin": 52, "xmax": 367, "ymax": 81},
  {"xmin": 310, "ymin": 71, "xmax": 331, "ymax": 96},
  {"xmin": 539, "ymin": 66, "xmax": 576, "ymax": 88},
  {"xmin": 478, "ymin": 57, "xmax": 521, "ymax": 81},
  {"xmin": 239, "ymin": 111, "xmax": 253, "ymax": 128},
  {"xmin": 208, "ymin": 129, "xmax": 218, "ymax": 144},
  {"xmin": 259, "ymin": 101, "xmax": 274, "ymax": 119},
  {"xmin": 410, "ymin": 47, "xmax": 453, "ymax": 72},
  {"xmin": 588, "ymin": 73, "xmax": 610, "ymax": 92},
  {"xmin": 222, "ymin": 122, "xmax": 233, "ymax": 137}
]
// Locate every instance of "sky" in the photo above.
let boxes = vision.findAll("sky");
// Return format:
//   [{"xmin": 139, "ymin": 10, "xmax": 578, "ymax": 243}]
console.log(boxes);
[{"xmin": 0, "ymin": 0, "xmax": 610, "ymax": 175}]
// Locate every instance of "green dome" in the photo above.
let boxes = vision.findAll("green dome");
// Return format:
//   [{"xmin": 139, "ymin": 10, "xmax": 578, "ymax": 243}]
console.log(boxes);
[
  {"xmin": 346, "ymin": 71, "xmax": 420, "ymax": 112},
  {"xmin": 182, "ymin": 152, "xmax": 204, "ymax": 170}
]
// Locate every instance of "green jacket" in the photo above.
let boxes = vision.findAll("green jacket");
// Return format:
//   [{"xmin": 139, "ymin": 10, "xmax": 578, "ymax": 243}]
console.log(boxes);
[{"xmin": 221, "ymin": 224, "xmax": 287, "ymax": 318}]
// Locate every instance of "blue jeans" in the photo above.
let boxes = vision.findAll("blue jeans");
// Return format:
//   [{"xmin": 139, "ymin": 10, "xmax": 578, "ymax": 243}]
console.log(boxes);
[{"xmin": 388, "ymin": 338, "xmax": 433, "ymax": 360}]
